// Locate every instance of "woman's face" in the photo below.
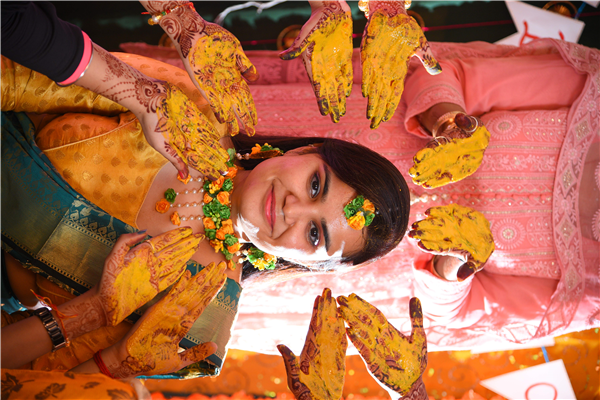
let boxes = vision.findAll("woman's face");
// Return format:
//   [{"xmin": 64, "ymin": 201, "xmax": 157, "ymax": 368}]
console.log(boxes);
[{"xmin": 231, "ymin": 150, "xmax": 365, "ymax": 263}]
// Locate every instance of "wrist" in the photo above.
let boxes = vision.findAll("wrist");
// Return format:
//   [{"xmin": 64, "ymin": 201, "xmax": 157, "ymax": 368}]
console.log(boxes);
[
  {"xmin": 58, "ymin": 287, "xmax": 108, "ymax": 339},
  {"xmin": 368, "ymin": 0, "xmax": 407, "ymax": 17}
]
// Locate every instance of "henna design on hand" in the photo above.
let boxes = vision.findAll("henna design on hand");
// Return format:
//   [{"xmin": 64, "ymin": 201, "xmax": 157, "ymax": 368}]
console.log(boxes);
[
  {"xmin": 408, "ymin": 204, "xmax": 495, "ymax": 281},
  {"xmin": 338, "ymin": 295, "xmax": 428, "ymax": 398},
  {"xmin": 278, "ymin": 288, "xmax": 347, "ymax": 400}
]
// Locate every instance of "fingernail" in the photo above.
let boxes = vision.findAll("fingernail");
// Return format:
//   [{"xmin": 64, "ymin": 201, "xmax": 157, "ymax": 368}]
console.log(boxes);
[
  {"xmin": 457, "ymin": 265, "xmax": 476, "ymax": 281},
  {"xmin": 179, "ymin": 170, "xmax": 188, "ymax": 180},
  {"xmin": 138, "ymin": 230, "xmax": 147, "ymax": 234}
]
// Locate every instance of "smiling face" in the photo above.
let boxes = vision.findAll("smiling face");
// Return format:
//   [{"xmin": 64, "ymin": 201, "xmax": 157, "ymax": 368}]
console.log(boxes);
[{"xmin": 230, "ymin": 150, "xmax": 365, "ymax": 264}]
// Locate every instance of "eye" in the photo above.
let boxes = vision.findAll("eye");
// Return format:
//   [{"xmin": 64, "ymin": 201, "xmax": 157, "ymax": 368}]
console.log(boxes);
[
  {"xmin": 310, "ymin": 173, "xmax": 320, "ymax": 198},
  {"xmin": 308, "ymin": 221, "xmax": 320, "ymax": 247}
]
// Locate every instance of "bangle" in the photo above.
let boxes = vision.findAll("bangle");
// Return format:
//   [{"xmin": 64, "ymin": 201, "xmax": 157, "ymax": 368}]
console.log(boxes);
[
  {"xmin": 31, "ymin": 308, "xmax": 68, "ymax": 352},
  {"xmin": 56, "ymin": 32, "xmax": 93, "ymax": 87},
  {"xmin": 431, "ymin": 111, "xmax": 461, "ymax": 138},
  {"xmin": 143, "ymin": 2, "xmax": 195, "ymax": 26},
  {"xmin": 93, "ymin": 349, "xmax": 116, "ymax": 379}
]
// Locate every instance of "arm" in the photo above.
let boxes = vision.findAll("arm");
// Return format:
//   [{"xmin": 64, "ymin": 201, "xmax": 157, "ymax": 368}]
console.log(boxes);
[
  {"xmin": 1, "ymin": 228, "xmax": 202, "ymax": 368},
  {"xmin": 139, "ymin": 1, "xmax": 259, "ymax": 136},
  {"xmin": 71, "ymin": 262, "xmax": 227, "ymax": 378}
]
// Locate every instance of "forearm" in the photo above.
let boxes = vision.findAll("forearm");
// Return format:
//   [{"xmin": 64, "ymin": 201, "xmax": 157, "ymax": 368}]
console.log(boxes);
[
  {"xmin": 74, "ymin": 43, "xmax": 164, "ymax": 118},
  {"xmin": 1, "ymin": 288, "xmax": 107, "ymax": 368},
  {"xmin": 432, "ymin": 255, "xmax": 462, "ymax": 281},
  {"xmin": 308, "ymin": 0, "xmax": 350, "ymax": 11}
]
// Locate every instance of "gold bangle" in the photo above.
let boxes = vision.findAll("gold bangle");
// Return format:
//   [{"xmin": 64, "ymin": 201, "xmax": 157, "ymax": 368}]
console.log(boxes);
[{"xmin": 431, "ymin": 111, "xmax": 461, "ymax": 138}]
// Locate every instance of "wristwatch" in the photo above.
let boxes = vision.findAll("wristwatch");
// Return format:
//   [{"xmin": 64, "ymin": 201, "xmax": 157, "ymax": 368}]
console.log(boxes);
[{"xmin": 32, "ymin": 307, "xmax": 67, "ymax": 351}]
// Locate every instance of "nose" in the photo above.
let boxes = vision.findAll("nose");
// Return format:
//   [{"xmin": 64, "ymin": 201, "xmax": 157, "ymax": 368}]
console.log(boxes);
[{"xmin": 282, "ymin": 194, "xmax": 318, "ymax": 226}]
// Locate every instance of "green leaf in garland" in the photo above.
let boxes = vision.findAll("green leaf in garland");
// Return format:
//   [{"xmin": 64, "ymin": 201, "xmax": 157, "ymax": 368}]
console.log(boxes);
[
  {"xmin": 224, "ymin": 234, "xmax": 238, "ymax": 247},
  {"xmin": 364, "ymin": 212, "xmax": 375, "ymax": 227},
  {"xmin": 222, "ymin": 178, "xmax": 233, "ymax": 192},
  {"xmin": 205, "ymin": 229, "xmax": 216, "ymax": 240},
  {"xmin": 164, "ymin": 188, "xmax": 177, "ymax": 203},
  {"xmin": 226, "ymin": 148, "xmax": 236, "ymax": 167}
]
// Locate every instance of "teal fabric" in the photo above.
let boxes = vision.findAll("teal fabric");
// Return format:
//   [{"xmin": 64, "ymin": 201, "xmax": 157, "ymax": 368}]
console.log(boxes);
[{"xmin": 1, "ymin": 112, "xmax": 241, "ymax": 378}]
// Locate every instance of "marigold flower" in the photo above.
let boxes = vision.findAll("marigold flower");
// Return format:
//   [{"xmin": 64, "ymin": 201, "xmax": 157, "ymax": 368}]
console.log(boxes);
[
  {"xmin": 225, "ymin": 166, "xmax": 237, "ymax": 178},
  {"xmin": 264, "ymin": 253, "xmax": 277, "ymax": 263},
  {"xmin": 219, "ymin": 220, "xmax": 234, "ymax": 235},
  {"xmin": 177, "ymin": 173, "xmax": 191, "ymax": 184},
  {"xmin": 254, "ymin": 258, "xmax": 267, "ymax": 271},
  {"xmin": 363, "ymin": 199, "xmax": 375, "ymax": 213},
  {"xmin": 209, "ymin": 176, "xmax": 226, "ymax": 193},
  {"xmin": 210, "ymin": 239, "xmax": 223, "ymax": 253},
  {"xmin": 217, "ymin": 191, "xmax": 230, "ymax": 205},
  {"xmin": 155, "ymin": 199, "xmax": 170, "ymax": 214},
  {"xmin": 170, "ymin": 211, "xmax": 181, "ymax": 226},
  {"xmin": 347, "ymin": 211, "xmax": 366, "ymax": 230},
  {"xmin": 203, "ymin": 217, "xmax": 216, "ymax": 230},
  {"xmin": 227, "ymin": 260, "xmax": 235, "ymax": 271},
  {"xmin": 227, "ymin": 242, "xmax": 240, "ymax": 253},
  {"xmin": 215, "ymin": 230, "xmax": 226, "ymax": 241},
  {"xmin": 203, "ymin": 193, "xmax": 213, "ymax": 204},
  {"xmin": 251, "ymin": 144, "xmax": 262, "ymax": 155}
]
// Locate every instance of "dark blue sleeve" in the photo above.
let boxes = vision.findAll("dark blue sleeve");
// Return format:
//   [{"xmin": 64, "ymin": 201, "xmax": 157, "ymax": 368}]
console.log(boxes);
[{"xmin": 1, "ymin": 1, "xmax": 85, "ymax": 82}]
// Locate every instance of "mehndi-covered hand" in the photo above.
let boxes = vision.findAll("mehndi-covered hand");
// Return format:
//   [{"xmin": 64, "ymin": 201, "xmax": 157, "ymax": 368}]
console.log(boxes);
[
  {"xmin": 361, "ymin": 1, "xmax": 441, "ymax": 129},
  {"xmin": 277, "ymin": 288, "xmax": 347, "ymax": 400},
  {"xmin": 408, "ymin": 204, "xmax": 495, "ymax": 281},
  {"xmin": 279, "ymin": 1, "xmax": 353, "ymax": 123},
  {"xmin": 80, "ymin": 44, "xmax": 229, "ymax": 181},
  {"xmin": 409, "ymin": 113, "xmax": 490, "ymax": 189},
  {"xmin": 104, "ymin": 262, "xmax": 228, "ymax": 378},
  {"xmin": 338, "ymin": 296, "xmax": 428, "ymax": 400},
  {"xmin": 141, "ymin": 1, "xmax": 259, "ymax": 136},
  {"xmin": 99, "ymin": 227, "xmax": 204, "ymax": 326}
]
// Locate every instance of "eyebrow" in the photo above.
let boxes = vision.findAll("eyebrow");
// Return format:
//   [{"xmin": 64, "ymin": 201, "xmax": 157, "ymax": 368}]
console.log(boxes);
[{"xmin": 321, "ymin": 164, "xmax": 331, "ymax": 253}]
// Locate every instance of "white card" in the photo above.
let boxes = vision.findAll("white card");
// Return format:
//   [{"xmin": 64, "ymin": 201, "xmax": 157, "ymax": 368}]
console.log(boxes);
[
  {"xmin": 496, "ymin": 1, "xmax": 585, "ymax": 45},
  {"xmin": 480, "ymin": 359, "xmax": 576, "ymax": 400}
]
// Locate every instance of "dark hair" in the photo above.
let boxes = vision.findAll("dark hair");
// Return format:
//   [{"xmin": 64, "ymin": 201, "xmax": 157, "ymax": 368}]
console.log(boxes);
[{"xmin": 231, "ymin": 135, "xmax": 410, "ymax": 287}]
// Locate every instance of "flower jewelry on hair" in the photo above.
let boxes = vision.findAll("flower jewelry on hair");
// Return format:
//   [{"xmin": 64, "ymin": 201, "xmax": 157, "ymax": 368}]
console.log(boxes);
[
  {"xmin": 242, "ymin": 247, "xmax": 277, "ymax": 271},
  {"xmin": 344, "ymin": 195, "xmax": 376, "ymax": 230},
  {"xmin": 236, "ymin": 143, "xmax": 283, "ymax": 160}
]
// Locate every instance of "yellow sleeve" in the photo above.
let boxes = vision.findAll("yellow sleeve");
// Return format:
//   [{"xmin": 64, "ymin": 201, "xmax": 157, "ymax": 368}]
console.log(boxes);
[{"xmin": 1, "ymin": 56, "xmax": 127, "ymax": 116}]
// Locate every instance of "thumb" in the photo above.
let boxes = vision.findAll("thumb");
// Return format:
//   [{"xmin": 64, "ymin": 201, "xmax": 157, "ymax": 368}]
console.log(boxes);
[
  {"xmin": 179, "ymin": 342, "xmax": 218, "ymax": 367},
  {"xmin": 277, "ymin": 344, "xmax": 300, "ymax": 373},
  {"xmin": 279, "ymin": 33, "xmax": 311, "ymax": 61},
  {"xmin": 408, "ymin": 297, "xmax": 426, "ymax": 340},
  {"xmin": 456, "ymin": 263, "xmax": 477, "ymax": 282},
  {"xmin": 413, "ymin": 43, "xmax": 442, "ymax": 76},
  {"xmin": 236, "ymin": 51, "xmax": 259, "ymax": 82}
]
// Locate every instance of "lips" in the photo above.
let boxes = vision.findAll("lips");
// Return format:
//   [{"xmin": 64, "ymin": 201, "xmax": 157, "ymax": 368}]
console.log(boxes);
[{"xmin": 265, "ymin": 185, "xmax": 275, "ymax": 233}]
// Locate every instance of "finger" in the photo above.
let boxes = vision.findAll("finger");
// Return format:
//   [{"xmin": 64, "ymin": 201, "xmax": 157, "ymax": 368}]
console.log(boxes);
[
  {"xmin": 454, "ymin": 113, "xmax": 477, "ymax": 132},
  {"xmin": 146, "ymin": 227, "xmax": 194, "ymax": 254},
  {"xmin": 310, "ymin": 56, "xmax": 330, "ymax": 117},
  {"xmin": 179, "ymin": 342, "xmax": 218, "ymax": 367},
  {"xmin": 155, "ymin": 232, "xmax": 203, "ymax": 259},
  {"xmin": 328, "ymin": 76, "xmax": 341, "ymax": 123},
  {"xmin": 279, "ymin": 35, "xmax": 311, "ymax": 61},
  {"xmin": 226, "ymin": 116, "xmax": 241, "ymax": 137},
  {"xmin": 336, "ymin": 77, "xmax": 347, "ymax": 120},
  {"xmin": 370, "ymin": 78, "xmax": 391, "ymax": 129},
  {"xmin": 236, "ymin": 51, "xmax": 259, "ymax": 82},
  {"xmin": 276, "ymin": 344, "xmax": 299, "ymax": 373},
  {"xmin": 383, "ymin": 79, "xmax": 405, "ymax": 122},
  {"xmin": 408, "ymin": 297, "xmax": 425, "ymax": 339},
  {"xmin": 341, "ymin": 53, "xmax": 353, "ymax": 98},
  {"xmin": 456, "ymin": 263, "xmax": 477, "ymax": 282},
  {"xmin": 413, "ymin": 42, "xmax": 442, "ymax": 76}
]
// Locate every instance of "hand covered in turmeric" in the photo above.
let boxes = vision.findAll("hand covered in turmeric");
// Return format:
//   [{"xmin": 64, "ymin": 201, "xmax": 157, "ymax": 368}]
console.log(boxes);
[
  {"xmin": 408, "ymin": 204, "xmax": 495, "ymax": 281},
  {"xmin": 277, "ymin": 288, "xmax": 347, "ymax": 400},
  {"xmin": 99, "ymin": 227, "xmax": 204, "ymax": 326},
  {"xmin": 337, "ymin": 296, "xmax": 429, "ymax": 400},
  {"xmin": 143, "ymin": 1, "xmax": 259, "ymax": 136},
  {"xmin": 361, "ymin": 1, "xmax": 441, "ymax": 129},
  {"xmin": 279, "ymin": 1, "xmax": 353, "ymax": 123},
  {"xmin": 409, "ymin": 114, "xmax": 490, "ymax": 189},
  {"xmin": 105, "ymin": 262, "xmax": 227, "ymax": 378}
]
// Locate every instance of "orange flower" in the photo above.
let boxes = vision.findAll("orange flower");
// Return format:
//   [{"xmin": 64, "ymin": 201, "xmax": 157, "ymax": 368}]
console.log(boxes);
[
  {"xmin": 220, "ymin": 220, "xmax": 234, "ymax": 235},
  {"xmin": 177, "ymin": 173, "xmax": 191, "ymax": 184},
  {"xmin": 215, "ymin": 230, "xmax": 226, "ymax": 241},
  {"xmin": 264, "ymin": 253, "xmax": 277, "ymax": 263},
  {"xmin": 203, "ymin": 193, "xmax": 213, "ymax": 204},
  {"xmin": 155, "ymin": 199, "xmax": 170, "ymax": 214},
  {"xmin": 347, "ymin": 211, "xmax": 366, "ymax": 230},
  {"xmin": 210, "ymin": 239, "xmax": 223, "ymax": 253},
  {"xmin": 217, "ymin": 191, "xmax": 230, "ymax": 205},
  {"xmin": 203, "ymin": 217, "xmax": 215, "ymax": 230},
  {"xmin": 209, "ymin": 176, "xmax": 225, "ymax": 193},
  {"xmin": 363, "ymin": 199, "xmax": 375, "ymax": 213},
  {"xmin": 251, "ymin": 143, "xmax": 262, "ymax": 155},
  {"xmin": 227, "ymin": 242, "xmax": 240, "ymax": 253},
  {"xmin": 170, "ymin": 211, "xmax": 181, "ymax": 226},
  {"xmin": 227, "ymin": 260, "xmax": 235, "ymax": 271},
  {"xmin": 225, "ymin": 166, "xmax": 238, "ymax": 178}
]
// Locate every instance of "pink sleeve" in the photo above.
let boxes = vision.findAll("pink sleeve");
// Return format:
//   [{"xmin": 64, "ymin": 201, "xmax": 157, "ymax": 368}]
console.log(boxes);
[
  {"xmin": 402, "ymin": 58, "xmax": 467, "ymax": 139},
  {"xmin": 413, "ymin": 254, "xmax": 558, "ymax": 329}
]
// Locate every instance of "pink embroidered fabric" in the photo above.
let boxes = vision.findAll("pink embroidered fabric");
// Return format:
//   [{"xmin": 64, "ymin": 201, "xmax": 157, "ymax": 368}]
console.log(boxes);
[{"xmin": 122, "ymin": 39, "xmax": 599, "ymax": 353}]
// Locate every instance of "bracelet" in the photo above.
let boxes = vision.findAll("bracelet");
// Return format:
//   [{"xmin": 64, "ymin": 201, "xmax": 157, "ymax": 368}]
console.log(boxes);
[
  {"xmin": 31, "ymin": 308, "xmax": 68, "ymax": 352},
  {"xmin": 56, "ymin": 32, "xmax": 93, "ymax": 87},
  {"xmin": 143, "ymin": 2, "xmax": 195, "ymax": 26},
  {"xmin": 358, "ymin": 0, "xmax": 412, "ymax": 19},
  {"xmin": 431, "ymin": 111, "xmax": 461, "ymax": 138},
  {"xmin": 93, "ymin": 349, "xmax": 116, "ymax": 379}
]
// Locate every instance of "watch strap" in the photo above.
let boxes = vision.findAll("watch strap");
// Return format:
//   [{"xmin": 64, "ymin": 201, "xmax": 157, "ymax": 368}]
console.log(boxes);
[{"xmin": 32, "ymin": 307, "xmax": 67, "ymax": 351}]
